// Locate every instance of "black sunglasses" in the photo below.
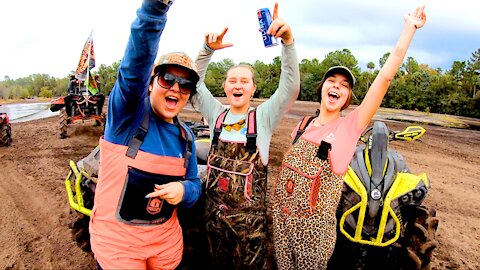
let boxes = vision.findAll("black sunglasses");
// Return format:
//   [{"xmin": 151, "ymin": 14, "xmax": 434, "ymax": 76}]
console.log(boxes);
[{"xmin": 156, "ymin": 72, "xmax": 196, "ymax": 95}]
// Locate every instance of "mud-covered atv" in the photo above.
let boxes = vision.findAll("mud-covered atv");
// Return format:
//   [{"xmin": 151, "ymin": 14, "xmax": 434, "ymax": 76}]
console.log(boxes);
[
  {"xmin": 0, "ymin": 112, "xmax": 12, "ymax": 146},
  {"xmin": 64, "ymin": 120, "xmax": 211, "ymax": 255},
  {"xmin": 50, "ymin": 84, "xmax": 105, "ymax": 139},
  {"xmin": 328, "ymin": 122, "xmax": 439, "ymax": 270}
]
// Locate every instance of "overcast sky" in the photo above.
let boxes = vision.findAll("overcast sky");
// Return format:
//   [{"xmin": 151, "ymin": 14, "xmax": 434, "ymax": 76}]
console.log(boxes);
[{"xmin": 0, "ymin": 0, "xmax": 478, "ymax": 80}]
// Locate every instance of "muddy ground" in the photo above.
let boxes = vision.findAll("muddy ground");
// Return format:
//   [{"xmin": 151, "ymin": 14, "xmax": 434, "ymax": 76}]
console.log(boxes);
[{"xmin": 0, "ymin": 99, "xmax": 479, "ymax": 269}]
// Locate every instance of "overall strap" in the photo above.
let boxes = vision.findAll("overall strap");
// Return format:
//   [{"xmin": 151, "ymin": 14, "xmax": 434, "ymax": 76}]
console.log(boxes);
[
  {"xmin": 211, "ymin": 109, "xmax": 229, "ymax": 150},
  {"xmin": 126, "ymin": 105, "xmax": 150, "ymax": 158},
  {"xmin": 245, "ymin": 109, "xmax": 257, "ymax": 154},
  {"xmin": 126, "ymin": 98, "xmax": 193, "ymax": 167},
  {"xmin": 292, "ymin": 115, "xmax": 316, "ymax": 145},
  {"xmin": 175, "ymin": 116, "xmax": 193, "ymax": 168}
]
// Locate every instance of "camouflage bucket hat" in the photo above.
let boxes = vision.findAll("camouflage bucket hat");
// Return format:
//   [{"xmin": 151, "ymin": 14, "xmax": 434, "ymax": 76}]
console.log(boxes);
[{"xmin": 152, "ymin": 52, "xmax": 200, "ymax": 84}]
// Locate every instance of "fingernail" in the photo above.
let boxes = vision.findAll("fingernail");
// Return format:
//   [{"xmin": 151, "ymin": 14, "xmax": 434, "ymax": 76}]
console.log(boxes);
[{"xmin": 145, "ymin": 194, "xmax": 151, "ymax": 198}]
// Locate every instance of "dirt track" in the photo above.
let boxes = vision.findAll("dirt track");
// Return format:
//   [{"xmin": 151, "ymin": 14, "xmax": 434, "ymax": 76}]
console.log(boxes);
[{"xmin": 0, "ymin": 100, "xmax": 479, "ymax": 269}]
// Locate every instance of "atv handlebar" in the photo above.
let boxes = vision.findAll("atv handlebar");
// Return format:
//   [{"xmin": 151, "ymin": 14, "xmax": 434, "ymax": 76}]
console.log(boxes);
[
  {"xmin": 360, "ymin": 123, "xmax": 426, "ymax": 143},
  {"xmin": 391, "ymin": 125, "xmax": 426, "ymax": 141}
]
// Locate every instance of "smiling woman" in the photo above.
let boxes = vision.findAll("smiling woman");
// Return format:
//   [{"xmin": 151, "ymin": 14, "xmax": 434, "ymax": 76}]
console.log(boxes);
[
  {"xmin": 149, "ymin": 65, "xmax": 194, "ymax": 124},
  {"xmin": 182, "ymin": 3, "xmax": 301, "ymax": 269},
  {"xmin": 89, "ymin": 1, "xmax": 202, "ymax": 269},
  {"xmin": 271, "ymin": 5, "xmax": 428, "ymax": 269}
]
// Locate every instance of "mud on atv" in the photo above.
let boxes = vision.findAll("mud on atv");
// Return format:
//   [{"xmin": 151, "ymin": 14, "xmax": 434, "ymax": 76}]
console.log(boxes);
[
  {"xmin": 0, "ymin": 112, "xmax": 12, "ymax": 146},
  {"xmin": 327, "ymin": 122, "xmax": 439, "ymax": 270},
  {"xmin": 50, "ymin": 90, "xmax": 106, "ymax": 139}
]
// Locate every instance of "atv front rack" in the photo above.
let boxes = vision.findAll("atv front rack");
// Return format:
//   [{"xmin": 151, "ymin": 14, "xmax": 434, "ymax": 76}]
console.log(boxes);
[
  {"xmin": 340, "ymin": 167, "xmax": 429, "ymax": 247},
  {"xmin": 65, "ymin": 160, "xmax": 93, "ymax": 216}
]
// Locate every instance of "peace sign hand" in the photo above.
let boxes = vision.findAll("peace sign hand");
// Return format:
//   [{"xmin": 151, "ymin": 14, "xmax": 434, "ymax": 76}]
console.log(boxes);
[
  {"xmin": 204, "ymin": 27, "xmax": 234, "ymax": 51},
  {"xmin": 267, "ymin": 2, "xmax": 294, "ymax": 46},
  {"xmin": 404, "ymin": 5, "xmax": 427, "ymax": 30}
]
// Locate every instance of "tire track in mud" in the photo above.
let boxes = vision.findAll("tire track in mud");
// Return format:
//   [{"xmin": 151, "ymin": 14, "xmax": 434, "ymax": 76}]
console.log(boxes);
[
  {"xmin": 2, "ymin": 116, "xmax": 101, "ymax": 268},
  {"xmin": 0, "ymin": 159, "xmax": 94, "ymax": 269},
  {"xmin": 0, "ymin": 160, "xmax": 56, "ymax": 269}
]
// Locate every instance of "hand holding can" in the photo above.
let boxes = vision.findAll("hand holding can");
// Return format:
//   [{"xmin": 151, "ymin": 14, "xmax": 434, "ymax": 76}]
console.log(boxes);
[
  {"xmin": 257, "ymin": 7, "xmax": 278, "ymax": 47},
  {"xmin": 258, "ymin": 3, "xmax": 294, "ymax": 47}
]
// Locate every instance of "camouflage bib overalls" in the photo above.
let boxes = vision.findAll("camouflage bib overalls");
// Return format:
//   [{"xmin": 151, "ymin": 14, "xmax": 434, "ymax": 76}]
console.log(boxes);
[
  {"xmin": 272, "ymin": 116, "xmax": 343, "ymax": 270},
  {"xmin": 205, "ymin": 109, "xmax": 269, "ymax": 270}
]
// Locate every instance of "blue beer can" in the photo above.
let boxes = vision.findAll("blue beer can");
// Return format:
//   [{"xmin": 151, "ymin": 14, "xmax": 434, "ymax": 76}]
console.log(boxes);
[{"xmin": 257, "ymin": 8, "xmax": 278, "ymax": 47}]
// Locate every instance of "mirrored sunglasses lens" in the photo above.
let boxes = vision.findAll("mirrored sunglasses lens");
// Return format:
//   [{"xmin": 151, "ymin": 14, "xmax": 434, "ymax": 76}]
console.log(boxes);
[
  {"xmin": 159, "ymin": 73, "xmax": 176, "ymax": 88},
  {"xmin": 158, "ymin": 72, "xmax": 194, "ymax": 94},
  {"xmin": 178, "ymin": 80, "xmax": 195, "ymax": 91}
]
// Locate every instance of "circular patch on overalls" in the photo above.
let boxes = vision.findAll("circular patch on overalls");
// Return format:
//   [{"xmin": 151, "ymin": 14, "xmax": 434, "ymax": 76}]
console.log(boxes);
[{"xmin": 285, "ymin": 178, "xmax": 295, "ymax": 195}]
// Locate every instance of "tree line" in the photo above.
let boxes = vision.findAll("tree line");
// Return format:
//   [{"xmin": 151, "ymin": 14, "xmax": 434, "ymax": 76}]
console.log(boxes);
[{"xmin": 1, "ymin": 48, "xmax": 479, "ymax": 118}]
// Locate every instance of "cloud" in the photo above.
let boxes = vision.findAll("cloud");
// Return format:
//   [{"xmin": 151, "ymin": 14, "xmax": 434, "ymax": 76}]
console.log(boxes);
[{"xmin": 0, "ymin": 0, "xmax": 478, "ymax": 80}]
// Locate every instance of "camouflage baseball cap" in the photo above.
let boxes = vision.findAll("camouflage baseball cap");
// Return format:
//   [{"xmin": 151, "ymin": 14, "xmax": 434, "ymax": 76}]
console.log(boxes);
[{"xmin": 152, "ymin": 52, "xmax": 200, "ymax": 84}]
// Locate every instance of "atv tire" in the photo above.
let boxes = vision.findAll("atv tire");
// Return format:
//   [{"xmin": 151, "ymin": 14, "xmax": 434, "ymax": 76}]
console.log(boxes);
[
  {"xmin": 69, "ymin": 211, "xmax": 91, "ymax": 252},
  {"xmin": 402, "ymin": 206, "xmax": 439, "ymax": 270},
  {"xmin": 327, "ymin": 205, "xmax": 439, "ymax": 270},
  {"xmin": 59, "ymin": 109, "xmax": 68, "ymax": 139},
  {"xmin": 176, "ymin": 188, "xmax": 210, "ymax": 270},
  {"xmin": 0, "ymin": 124, "xmax": 12, "ymax": 146}
]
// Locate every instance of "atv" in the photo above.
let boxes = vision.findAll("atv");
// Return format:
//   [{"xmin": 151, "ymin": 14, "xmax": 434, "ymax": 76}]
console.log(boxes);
[
  {"xmin": 0, "ymin": 112, "xmax": 12, "ymax": 146},
  {"xmin": 327, "ymin": 121, "xmax": 439, "ymax": 270},
  {"xmin": 64, "ymin": 120, "xmax": 211, "ymax": 254},
  {"xmin": 50, "ymin": 83, "xmax": 105, "ymax": 139}
]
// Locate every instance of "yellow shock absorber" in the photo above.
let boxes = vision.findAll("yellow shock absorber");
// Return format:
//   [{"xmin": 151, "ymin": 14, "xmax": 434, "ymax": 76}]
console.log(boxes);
[{"xmin": 65, "ymin": 160, "xmax": 92, "ymax": 216}]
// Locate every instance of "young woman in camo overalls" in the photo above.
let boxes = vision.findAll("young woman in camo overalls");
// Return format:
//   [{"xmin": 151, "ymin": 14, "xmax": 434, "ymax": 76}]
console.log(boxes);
[
  {"xmin": 190, "ymin": 3, "xmax": 300, "ymax": 269},
  {"xmin": 271, "ymin": 5, "xmax": 427, "ymax": 270}
]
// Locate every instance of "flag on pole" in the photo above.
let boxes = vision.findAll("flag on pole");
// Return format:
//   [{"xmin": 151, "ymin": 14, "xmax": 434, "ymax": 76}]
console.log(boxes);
[
  {"xmin": 75, "ymin": 31, "xmax": 98, "ymax": 95},
  {"xmin": 75, "ymin": 32, "xmax": 95, "ymax": 80},
  {"xmin": 85, "ymin": 71, "xmax": 99, "ymax": 95}
]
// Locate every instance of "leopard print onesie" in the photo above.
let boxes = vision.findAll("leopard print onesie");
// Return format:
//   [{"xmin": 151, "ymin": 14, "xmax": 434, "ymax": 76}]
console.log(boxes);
[{"xmin": 272, "ymin": 138, "xmax": 343, "ymax": 270}]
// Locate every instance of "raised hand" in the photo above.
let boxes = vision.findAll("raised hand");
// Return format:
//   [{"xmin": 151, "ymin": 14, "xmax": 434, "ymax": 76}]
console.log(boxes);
[
  {"xmin": 205, "ymin": 27, "xmax": 234, "ymax": 51},
  {"xmin": 404, "ymin": 5, "xmax": 427, "ymax": 30},
  {"xmin": 267, "ymin": 2, "xmax": 294, "ymax": 45}
]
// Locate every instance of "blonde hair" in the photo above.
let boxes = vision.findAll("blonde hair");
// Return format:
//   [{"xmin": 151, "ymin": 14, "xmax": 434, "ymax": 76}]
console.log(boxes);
[{"xmin": 225, "ymin": 64, "xmax": 256, "ymax": 85}]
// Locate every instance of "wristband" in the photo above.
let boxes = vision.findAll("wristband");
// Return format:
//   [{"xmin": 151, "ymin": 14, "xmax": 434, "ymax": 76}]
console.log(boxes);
[{"xmin": 204, "ymin": 43, "xmax": 215, "ymax": 53}]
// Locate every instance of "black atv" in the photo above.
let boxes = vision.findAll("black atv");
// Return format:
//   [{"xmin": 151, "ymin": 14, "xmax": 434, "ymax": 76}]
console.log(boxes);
[{"xmin": 50, "ymin": 84, "xmax": 105, "ymax": 139}]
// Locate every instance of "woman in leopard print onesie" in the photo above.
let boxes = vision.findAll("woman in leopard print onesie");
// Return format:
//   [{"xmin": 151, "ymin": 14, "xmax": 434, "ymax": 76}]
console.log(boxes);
[{"xmin": 272, "ymin": 6, "xmax": 427, "ymax": 269}]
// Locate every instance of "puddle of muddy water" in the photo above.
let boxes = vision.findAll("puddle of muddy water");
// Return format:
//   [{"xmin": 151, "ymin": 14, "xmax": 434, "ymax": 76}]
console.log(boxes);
[{"xmin": 0, "ymin": 103, "xmax": 59, "ymax": 123}]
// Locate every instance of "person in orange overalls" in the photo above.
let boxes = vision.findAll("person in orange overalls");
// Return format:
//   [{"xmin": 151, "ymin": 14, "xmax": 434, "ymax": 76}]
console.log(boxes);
[{"xmin": 88, "ymin": 0, "xmax": 202, "ymax": 269}]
